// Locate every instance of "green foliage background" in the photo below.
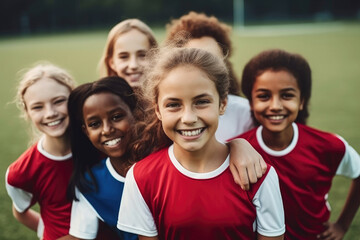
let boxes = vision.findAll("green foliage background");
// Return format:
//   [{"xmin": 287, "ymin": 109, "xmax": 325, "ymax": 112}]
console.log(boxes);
[{"xmin": 0, "ymin": 22, "xmax": 359, "ymax": 239}]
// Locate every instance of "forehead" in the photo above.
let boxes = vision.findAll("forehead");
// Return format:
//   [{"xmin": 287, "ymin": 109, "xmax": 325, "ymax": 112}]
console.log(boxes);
[
  {"xmin": 23, "ymin": 78, "xmax": 70, "ymax": 103},
  {"xmin": 114, "ymin": 29, "xmax": 151, "ymax": 52},
  {"xmin": 83, "ymin": 92, "xmax": 130, "ymax": 115},
  {"xmin": 254, "ymin": 70, "xmax": 300, "ymax": 90},
  {"xmin": 158, "ymin": 65, "xmax": 218, "ymax": 99},
  {"xmin": 185, "ymin": 36, "xmax": 223, "ymax": 58}
]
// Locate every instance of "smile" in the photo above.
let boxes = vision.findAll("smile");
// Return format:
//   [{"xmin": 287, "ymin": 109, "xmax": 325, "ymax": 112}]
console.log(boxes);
[
  {"xmin": 179, "ymin": 128, "xmax": 205, "ymax": 137},
  {"xmin": 104, "ymin": 138, "xmax": 122, "ymax": 146},
  {"xmin": 44, "ymin": 119, "xmax": 62, "ymax": 127},
  {"xmin": 267, "ymin": 115, "xmax": 285, "ymax": 120}
]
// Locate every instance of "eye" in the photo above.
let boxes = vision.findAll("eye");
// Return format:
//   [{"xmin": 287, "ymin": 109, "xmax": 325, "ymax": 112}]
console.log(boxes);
[
  {"xmin": 256, "ymin": 93, "xmax": 270, "ymax": 101},
  {"xmin": 165, "ymin": 102, "xmax": 181, "ymax": 109},
  {"xmin": 112, "ymin": 113, "xmax": 126, "ymax": 121},
  {"xmin": 282, "ymin": 93, "xmax": 295, "ymax": 100},
  {"xmin": 138, "ymin": 51, "xmax": 147, "ymax": 58},
  {"xmin": 118, "ymin": 53, "xmax": 129, "ymax": 60},
  {"xmin": 31, "ymin": 105, "xmax": 43, "ymax": 110},
  {"xmin": 195, "ymin": 99, "xmax": 210, "ymax": 106},
  {"xmin": 54, "ymin": 98, "xmax": 67, "ymax": 105},
  {"xmin": 87, "ymin": 121, "xmax": 101, "ymax": 129}
]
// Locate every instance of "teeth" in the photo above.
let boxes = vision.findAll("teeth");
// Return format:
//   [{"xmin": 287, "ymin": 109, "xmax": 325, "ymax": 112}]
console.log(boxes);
[
  {"xmin": 181, "ymin": 129, "xmax": 202, "ymax": 137},
  {"xmin": 47, "ymin": 120, "xmax": 61, "ymax": 126},
  {"xmin": 104, "ymin": 138, "xmax": 121, "ymax": 146},
  {"xmin": 268, "ymin": 115, "xmax": 284, "ymax": 120}
]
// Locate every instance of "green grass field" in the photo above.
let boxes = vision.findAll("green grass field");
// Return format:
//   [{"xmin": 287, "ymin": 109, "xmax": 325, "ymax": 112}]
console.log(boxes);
[{"xmin": 0, "ymin": 21, "xmax": 359, "ymax": 239}]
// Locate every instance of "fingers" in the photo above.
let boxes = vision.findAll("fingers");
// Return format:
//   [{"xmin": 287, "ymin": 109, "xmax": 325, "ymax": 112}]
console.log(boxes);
[
  {"xmin": 229, "ymin": 163, "xmax": 249, "ymax": 190},
  {"xmin": 259, "ymin": 156, "xmax": 267, "ymax": 174}
]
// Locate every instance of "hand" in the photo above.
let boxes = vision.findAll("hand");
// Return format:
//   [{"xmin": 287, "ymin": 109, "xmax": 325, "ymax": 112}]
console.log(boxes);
[
  {"xmin": 317, "ymin": 221, "xmax": 346, "ymax": 240},
  {"xmin": 228, "ymin": 138, "xmax": 267, "ymax": 190}
]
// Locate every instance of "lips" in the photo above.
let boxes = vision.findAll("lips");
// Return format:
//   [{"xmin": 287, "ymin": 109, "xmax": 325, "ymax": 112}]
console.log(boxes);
[
  {"xmin": 267, "ymin": 115, "xmax": 285, "ymax": 120},
  {"xmin": 127, "ymin": 73, "xmax": 142, "ymax": 82},
  {"xmin": 103, "ymin": 138, "xmax": 122, "ymax": 146},
  {"xmin": 178, "ymin": 128, "xmax": 205, "ymax": 137},
  {"xmin": 44, "ymin": 119, "xmax": 63, "ymax": 127}
]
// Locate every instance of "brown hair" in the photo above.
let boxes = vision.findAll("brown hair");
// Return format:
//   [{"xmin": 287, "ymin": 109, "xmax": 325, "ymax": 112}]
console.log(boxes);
[
  {"xmin": 166, "ymin": 11, "xmax": 240, "ymax": 95},
  {"xmin": 241, "ymin": 49, "xmax": 312, "ymax": 125},
  {"xmin": 131, "ymin": 46, "xmax": 229, "ymax": 160},
  {"xmin": 98, "ymin": 19, "xmax": 158, "ymax": 77}
]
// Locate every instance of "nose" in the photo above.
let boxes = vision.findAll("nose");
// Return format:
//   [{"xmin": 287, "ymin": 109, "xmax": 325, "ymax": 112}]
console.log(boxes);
[
  {"xmin": 101, "ymin": 121, "xmax": 114, "ymax": 135},
  {"xmin": 45, "ymin": 104, "xmax": 58, "ymax": 118},
  {"xmin": 128, "ymin": 56, "xmax": 139, "ymax": 70},
  {"xmin": 269, "ymin": 97, "xmax": 283, "ymax": 111},
  {"xmin": 181, "ymin": 107, "xmax": 198, "ymax": 124}
]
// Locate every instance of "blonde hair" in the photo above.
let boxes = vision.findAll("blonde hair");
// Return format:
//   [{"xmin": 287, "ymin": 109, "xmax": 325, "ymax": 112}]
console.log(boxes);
[
  {"xmin": 98, "ymin": 19, "xmax": 158, "ymax": 77},
  {"xmin": 15, "ymin": 62, "xmax": 76, "ymax": 142}
]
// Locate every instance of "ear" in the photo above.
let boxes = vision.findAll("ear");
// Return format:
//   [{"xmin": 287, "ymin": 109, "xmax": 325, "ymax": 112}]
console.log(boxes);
[
  {"xmin": 299, "ymin": 98, "xmax": 304, "ymax": 111},
  {"xmin": 82, "ymin": 124, "xmax": 89, "ymax": 137},
  {"xmin": 155, "ymin": 104, "xmax": 162, "ymax": 121},
  {"xmin": 108, "ymin": 58, "xmax": 116, "ymax": 72},
  {"xmin": 219, "ymin": 97, "xmax": 228, "ymax": 115}
]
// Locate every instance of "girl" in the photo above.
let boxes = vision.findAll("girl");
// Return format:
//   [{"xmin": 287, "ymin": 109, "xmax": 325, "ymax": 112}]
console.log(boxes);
[
  {"xmin": 5, "ymin": 63, "xmax": 76, "ymax": 239},
  {"xmin": 117, "ymin": 47, "xmax": 285, "ymax": 239},
  {"xmin": 67, "ymin": 76, "xmax": 140, "ymax": 239},
  {"xmin": 98, "ymin": 18, "xmax": 157, "ymax": 89},
  {"xmin": 234, "ymin": 49, "xmax": 360, "ymax": 239},
  {"xmin": 165, "ymin": 11, "xmax": 254, "ymax": 142}
]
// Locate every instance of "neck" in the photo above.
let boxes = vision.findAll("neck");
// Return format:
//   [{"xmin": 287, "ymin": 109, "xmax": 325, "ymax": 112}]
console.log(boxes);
[
  {"xmin": 262, "ymin": 124, "xmax": 294, "ymax": 151},
  {"xmin": 109, "ymin": 157, "xmax": 131, "ymax": 177},
  {"xmin": 42, "ymin": 134, "xmax": 71, "ymax": 156},
  {"xmin": 173, "ymin": 138, "xmax": 228, "ymax": 173}
]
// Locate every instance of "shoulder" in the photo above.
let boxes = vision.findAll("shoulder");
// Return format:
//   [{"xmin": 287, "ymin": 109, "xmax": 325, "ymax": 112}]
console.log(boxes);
[
  {"xmin": 7, "ymin": 143, "xmax": 40, "ymax": 184},
  {"xmin": 228, "ymin": 127, "xmax": 258, "ymax": 142},
  {"xmin": 298, "ymin": 124, "xmax": 345, "ymax": 152}
]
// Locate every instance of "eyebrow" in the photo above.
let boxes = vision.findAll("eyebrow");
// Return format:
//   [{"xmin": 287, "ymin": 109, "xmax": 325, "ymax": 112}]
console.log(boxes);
[
  {"xmin": 163, "ymin": 93, "xmax": 213, "ymax": 102},
  {"xmin": 254, "ymin": 87, "xmax": 297, "ymax": 92}
]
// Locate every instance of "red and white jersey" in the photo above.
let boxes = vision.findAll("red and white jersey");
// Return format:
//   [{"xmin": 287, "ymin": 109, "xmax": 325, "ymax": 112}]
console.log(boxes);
[
  {"xmin": 236, "ymin": 123, "xmax": 360, "ymax": 240},
  {"xmin": 118, "ymin": 145, "xmax": 285, "ymax": 240},
  {"xmin": 5, "ymin": 137, "xmax": 73, "ymax": 240}
]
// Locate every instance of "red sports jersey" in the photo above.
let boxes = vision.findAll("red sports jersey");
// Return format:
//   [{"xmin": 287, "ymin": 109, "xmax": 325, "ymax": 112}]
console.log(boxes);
[
  {"xmin": 6, "ymin": 140, "xmax": 73, "ymax": 240},
  {"xmin": 118, "ymin": 145, "xmax": 285, "ymax": 240},
  {"xmin": 236, "ymin": 123, "xmax": 359, "ymax": 240}
]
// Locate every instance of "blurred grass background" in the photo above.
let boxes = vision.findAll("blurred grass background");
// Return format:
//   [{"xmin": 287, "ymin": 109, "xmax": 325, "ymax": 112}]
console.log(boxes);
[{"xmin": 0, "ymin": 21, "xmax": 359, "ymax": 239}]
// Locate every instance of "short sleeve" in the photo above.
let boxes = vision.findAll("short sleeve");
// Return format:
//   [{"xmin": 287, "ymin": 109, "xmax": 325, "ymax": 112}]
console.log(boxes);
[
  {"xmin": 5, "ymin": 168, "xmax": 33, "ymax": 212},
  {"xmin": 117, "ymin": 165, "xmax": 157, "ymax": 237},
  {"xmin": 336, "ymin": 137, "xmax": 360, "ymax": 179},
  {"xmin": 69, "ymin": 188, "xmax": 100, "ymax": 239},
  {"xmin": 253, "ymin": 167, "xmax": 285, "ymax": 237}
]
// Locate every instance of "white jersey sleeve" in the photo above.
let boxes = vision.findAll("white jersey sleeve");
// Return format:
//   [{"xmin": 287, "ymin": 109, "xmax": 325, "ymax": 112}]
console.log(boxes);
[
  {"xmin": 117, "ymin": 165, "xmax": 157, "ymax": 237},
  {"xmin": 253, "ymin": 167, "xmax": 285, "ymax": 237},
  {"xmin": 69, "ymin": 188, "xmax": 100, "ymax": 239},
  {"xmin": 5, "ymin": 168, "xmax": 33, "ymax": 212},
  {"xmin": 336, "ymin": 137, "xmax": 360, "ymax": 178}
]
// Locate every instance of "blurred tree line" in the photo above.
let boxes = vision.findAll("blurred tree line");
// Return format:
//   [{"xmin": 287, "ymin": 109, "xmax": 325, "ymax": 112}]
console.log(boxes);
[{"xmin": 1, "ymin": 0, "xmax": 359, "ymax": 35}]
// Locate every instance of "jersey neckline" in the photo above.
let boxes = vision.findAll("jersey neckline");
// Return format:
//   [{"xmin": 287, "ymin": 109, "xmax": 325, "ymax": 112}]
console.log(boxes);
[
  {"xmin": 37, "ymin": 137, "xmax": 72, "ymax": 161},
  {"xmin": 167, "ymin": 144, "xmax": 229, "ymax": 179},
  {"xmin": 256, "ymin": 122, "xmax": 299, "ymax": 157}
]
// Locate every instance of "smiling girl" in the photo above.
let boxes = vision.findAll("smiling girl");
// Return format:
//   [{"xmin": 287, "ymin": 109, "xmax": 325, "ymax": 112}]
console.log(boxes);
[
  {"xmin": 67, "ymin": 76, "xmax": 141, "ymax": 239},
  {"xmin": 5, "ymin": 63, "xmax": 76, "ymax": 239},
  {"xmin": 98, "ymin": 19, "xmax": 157, "ymax": 89},
  {"xmin": 117, "ymin": 47, "xmax": 285, "ymax": 240},
  {"xmin": 234, "ymin": 49, "xmax": 360, "ymax": 240}
]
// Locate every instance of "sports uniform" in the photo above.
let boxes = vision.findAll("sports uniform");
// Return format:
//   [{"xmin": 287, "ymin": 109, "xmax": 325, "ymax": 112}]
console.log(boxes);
[
  {"xmin": 117, "ymin": 145, "xmax": 285, "ymax": 239},
  {"xmin": 5, "ymin": 137, "xmax": 73, "ymax": 240},
  {"xmin": 70, "ymin": 157, "xmax": 137, "ymax": 240},
  {"xmin": 236, "ymin": 122, "xmax": 360, "ymax": 240},
  {"xmin": 216, "ymin": 94, "xmax": 254, "ymax": 142}
]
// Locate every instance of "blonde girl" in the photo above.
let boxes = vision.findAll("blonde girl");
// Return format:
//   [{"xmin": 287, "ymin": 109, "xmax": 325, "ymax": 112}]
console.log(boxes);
[
  {"xmin": 5, "ymin": 63, "xmax": 76, "ymax": 240},
  {"xmin": 117, "ymin": 47, "xmax": 285, "ymax": 240},
  {"xmin": 98, "ymin": 18, "xmax": 157, "ymax": 88}
]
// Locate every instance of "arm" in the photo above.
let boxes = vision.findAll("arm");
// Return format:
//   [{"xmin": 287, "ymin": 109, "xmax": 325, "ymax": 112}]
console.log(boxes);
[
  {"xmin": 139, "ymin": 236, "xmax": 158, "ymax": 240},
  {"xmin": 12, "ymin": 204, "xmax": 40, "ymax": 232},
  {"xmin": 257, "ymin": 234, "xmax": 284, "ymax": 240},
  {"xmin": 318, "ymin": 175, "xmax": 360, "ymax": 240},
  {"xmin": 228, "ymin": 138, "xmax": 267, "ymax": 190}
]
